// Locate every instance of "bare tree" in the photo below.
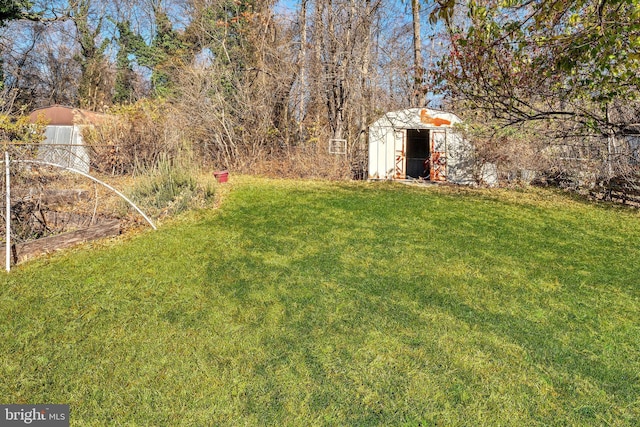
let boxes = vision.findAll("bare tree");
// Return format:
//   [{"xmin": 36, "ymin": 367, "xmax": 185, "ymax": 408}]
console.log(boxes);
[
  {"xmin": 305, "ymin": 1, "xmax": 379, "ymax": 140},
  {"xmin": 410, "ymin": 0, "xmax": 425, "ymax": 107}
]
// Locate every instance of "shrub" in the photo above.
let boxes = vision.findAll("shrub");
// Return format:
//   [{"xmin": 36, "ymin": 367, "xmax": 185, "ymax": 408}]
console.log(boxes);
[
  {"xmin": 83, "ymin": 100, "xmax": 184, "ymax": 175},
  {"xmin": 128, "ymin": 157, "xmax": 216, "ymax": 219}
]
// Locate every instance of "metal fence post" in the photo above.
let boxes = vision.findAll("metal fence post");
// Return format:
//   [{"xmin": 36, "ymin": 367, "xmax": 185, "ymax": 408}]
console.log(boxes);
[{"xmin": 5, "ymin": 151, "xmax": 10, "ymax": 272}]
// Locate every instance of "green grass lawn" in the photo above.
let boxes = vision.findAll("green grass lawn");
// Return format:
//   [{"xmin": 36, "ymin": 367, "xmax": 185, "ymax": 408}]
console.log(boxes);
[{"xmin": 1, "ymin": 177, "xmax": 639, "ymax": 426}]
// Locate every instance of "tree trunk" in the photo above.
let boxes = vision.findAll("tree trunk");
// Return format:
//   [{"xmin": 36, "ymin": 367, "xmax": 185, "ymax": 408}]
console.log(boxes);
[
  {"xmin": 299, "ymin": 0, "xmax": 308, "ymax": 140},
  {"xmin": 411, "ymin": 0, "xmax": 424, "ymax": 107}
]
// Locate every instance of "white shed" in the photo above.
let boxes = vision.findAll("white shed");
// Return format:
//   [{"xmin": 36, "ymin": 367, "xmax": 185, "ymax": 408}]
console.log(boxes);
[
  {"xmin": 368, "ymin": 108, "xmax": 476, "ymax": 184},
  {"xmin": 29, "ymin": 105, "xmax": 107, "ymax": 174}
]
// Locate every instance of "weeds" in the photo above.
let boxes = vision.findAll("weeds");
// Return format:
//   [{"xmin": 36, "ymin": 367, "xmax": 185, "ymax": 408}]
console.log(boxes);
[{"xmin": 129, "ymin": 157, "xmax": 216, "ymax": 219}]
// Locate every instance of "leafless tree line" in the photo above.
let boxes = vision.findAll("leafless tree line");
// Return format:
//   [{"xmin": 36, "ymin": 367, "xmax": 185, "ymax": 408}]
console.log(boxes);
[
  {"xmin": 6, "ymin": 0, "xmax": 634, "ymax": 195},
  {"xmin": 1, "ymin": 0, "xmax": 442, "ymax": 178}
]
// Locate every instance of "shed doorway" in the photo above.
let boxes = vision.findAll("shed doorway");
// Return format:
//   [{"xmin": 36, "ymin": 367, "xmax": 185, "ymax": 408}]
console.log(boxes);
[
  {"xmin": 406, "ymin": 129, "xmax": 430, "ymax": 179},
  {"xmin": 369, "ymin": 108, "xmax": 475, "ymax": 184}
]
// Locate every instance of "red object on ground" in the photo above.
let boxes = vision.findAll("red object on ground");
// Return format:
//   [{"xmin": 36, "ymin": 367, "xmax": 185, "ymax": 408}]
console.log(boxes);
[{"xmin": 214, "ymin": 170, "xmax": 229, "ymax": 183}]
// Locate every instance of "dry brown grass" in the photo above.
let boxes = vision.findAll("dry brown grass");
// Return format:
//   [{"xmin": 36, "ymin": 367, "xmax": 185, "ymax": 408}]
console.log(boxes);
[
  {"xmin": 4, "ymin": 164, "xmax": 217, "ymax": 242},
  {"xmin": 232, "ymin": 144, "xmax": 354, "ymax": 180}
]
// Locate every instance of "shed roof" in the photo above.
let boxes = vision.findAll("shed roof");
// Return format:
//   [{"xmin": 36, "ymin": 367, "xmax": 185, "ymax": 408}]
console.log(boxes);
[
  {"xmin": 370, "ymin": 108, "xmax": 462, "ymax": 129},
  {"xmin": 29, "ymin": 105, "xmax": 108, "ymax": 126}
]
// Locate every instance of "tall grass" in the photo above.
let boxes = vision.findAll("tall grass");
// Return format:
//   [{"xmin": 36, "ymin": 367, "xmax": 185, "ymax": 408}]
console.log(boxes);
[
  {"xmin": 0, "ymin": 178, "xmax": 639, "ymax": 425},
  {"xmin": 128, "ymin": 157, "xmax": 216, "ymax": 219}
]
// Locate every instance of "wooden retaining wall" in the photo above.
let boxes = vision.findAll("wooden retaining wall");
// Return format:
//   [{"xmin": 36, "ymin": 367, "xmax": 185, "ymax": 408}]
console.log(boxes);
[{"xmin": 0, "ymin": 220, "xmax": 120, "ymax": 265}]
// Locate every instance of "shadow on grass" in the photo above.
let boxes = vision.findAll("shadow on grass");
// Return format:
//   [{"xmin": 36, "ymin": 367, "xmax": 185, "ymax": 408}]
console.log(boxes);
[
  {"xmin": 199, "ymin": 181, "xmax": 640, "ymax": 424},
  {"xmin": 3, "ymin": 179, "xmax": 639, "ymax": 425}
]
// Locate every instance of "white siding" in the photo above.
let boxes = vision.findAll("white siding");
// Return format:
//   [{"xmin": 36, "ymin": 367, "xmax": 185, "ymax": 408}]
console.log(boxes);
[
  {"xmin": 368, "ymin": 108, "xmax": 475, "ymax": 184},
  {"xmin": 37, "ymin": 125, "xmax": 90, "ymax": 173}
]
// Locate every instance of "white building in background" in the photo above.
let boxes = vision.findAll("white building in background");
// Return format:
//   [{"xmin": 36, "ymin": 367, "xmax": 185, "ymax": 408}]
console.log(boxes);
[
  {"xmin": 28, "ymin": 105, "xmax": 107, "ymax": 174},
  {"xmin": 368, "ymin": 108, "xmax": 495, "ymax": 185}
]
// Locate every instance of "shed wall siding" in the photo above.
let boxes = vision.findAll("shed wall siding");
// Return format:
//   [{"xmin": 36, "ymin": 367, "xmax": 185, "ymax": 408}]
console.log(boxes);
[
  {"xmin": 37, "ymin": 125, "xmax": 90, "ymax": 173},
  {"xmin": 445, "ymin": 131, "xmax": 475, "ymax": 185},
  {"xmin": 368, "ymin": 108, "xmax": 475, "ymax": 184}
]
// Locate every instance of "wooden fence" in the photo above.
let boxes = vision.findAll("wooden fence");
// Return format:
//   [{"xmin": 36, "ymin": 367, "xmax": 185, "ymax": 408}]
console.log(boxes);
[{"xmin": 590, "ymin": 176, "xmax": 640, "ymax": 207}]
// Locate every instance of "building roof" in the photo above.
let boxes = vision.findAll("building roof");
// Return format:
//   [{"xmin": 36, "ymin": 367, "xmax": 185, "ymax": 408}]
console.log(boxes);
[
  {"xmin": 28, "ymin": 105, "xmax": 108, "ymax": 126},
  {"xmin": 370, "ymin": 108, "xmax": 462, "ymax": 129}
]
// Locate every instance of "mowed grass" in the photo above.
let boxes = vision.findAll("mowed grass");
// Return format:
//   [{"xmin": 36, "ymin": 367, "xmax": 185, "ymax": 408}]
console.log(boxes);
[{"xmin": 1, "ymin": 177, "xmax": 639, "ymax": 426}]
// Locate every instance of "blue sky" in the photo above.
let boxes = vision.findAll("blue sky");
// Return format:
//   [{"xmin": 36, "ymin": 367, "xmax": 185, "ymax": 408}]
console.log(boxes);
[
  {"xmin": 275, "ymin": 0, "xmax": 299, "ymax": 13},
  {"xmin": 274, "ymin": 0, "xmax": 412, "ymax": 15}
]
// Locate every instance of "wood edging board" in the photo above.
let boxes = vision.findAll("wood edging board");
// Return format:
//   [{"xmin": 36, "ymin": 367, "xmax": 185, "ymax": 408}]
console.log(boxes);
[{"xmin": 0, "ymin": 219, "xmax": 120, "ymax": 265}]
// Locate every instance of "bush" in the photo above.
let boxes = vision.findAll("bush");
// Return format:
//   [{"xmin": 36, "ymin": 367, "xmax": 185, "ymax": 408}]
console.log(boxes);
[
  {"xmin": 128, "ymin": 157, "xmax": 216, "ymax": 219},
  {"xmin": 83, "ymin": 100, "xmax": 183, "ymax": 175},
  {"xmin": 233, "ymin": 142, "xmax": 353, "ymax": 180}
]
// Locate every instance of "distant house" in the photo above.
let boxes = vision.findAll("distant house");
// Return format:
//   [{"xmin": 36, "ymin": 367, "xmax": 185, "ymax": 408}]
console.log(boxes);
[
  {"xmin": 28, "ymin": 105, "xmax": 107, "ymax": 174},
  {"xmin": 368, "ymin": 108, "xmax": 494, "ymax": 185}
]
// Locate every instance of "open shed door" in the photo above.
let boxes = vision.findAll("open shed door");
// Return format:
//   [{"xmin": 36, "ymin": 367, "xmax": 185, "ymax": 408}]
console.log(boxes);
[
  {"xmin": 394, "ymin": 130, "xmax": 406, "ymax": 179},
  {"xmin": 430, "ymin": 130, "xmax": 447, "ymax": 181}
]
